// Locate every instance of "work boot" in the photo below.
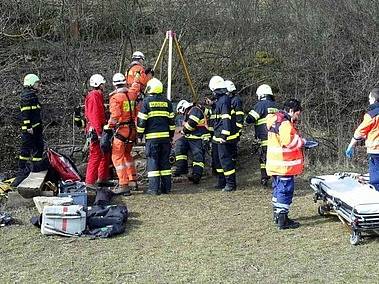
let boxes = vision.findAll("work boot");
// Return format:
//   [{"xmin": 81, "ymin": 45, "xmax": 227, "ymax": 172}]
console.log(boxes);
[
  {"xmin": 222, "ymin": 185, "xmax": 236, "ymax": 192},
  {"xmin": 128, "ymin": 181, "xmax": 138, "ymax": 191},
  {"xmin": 277, "ymin": 213, "xmax": 300, "ymax": 230},
  {"xmin": 111, "ymin": 185, "xmax": 131, "ymax": 196},
  {"xmin": 188, "ymin": 175, "xmax": 201, "ymax": 184},
  {"xmin": 273, "ymin": 210, "xmax": 278, "ymax": 224},
  {"xmin": 261, "ymin": 178, "xmax": 269, "ymax": 187},
  {"xmin": 145, "ymin": 189, "xmax": 160, "ymax": 196},
  {"xmin": 214, "ymin": 183, "xmax": 225, "ymax": 190},
  {"xmin": 86, "ymin": 183, "xmax": 98, "ymax": 192},
  {"xmin": 96, "ymin": 180, "xmax": 113, "ymax": 188}
]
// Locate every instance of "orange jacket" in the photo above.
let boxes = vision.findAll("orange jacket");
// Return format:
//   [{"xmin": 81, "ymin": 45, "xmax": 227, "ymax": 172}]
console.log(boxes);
[
  {"xmin": 354, "ymin": 103, "xmax": 379, "ymax": 154},
  {"xmin": 266, "ymin": 111, "xmax": 304, "ymax": 176},
  {"xmin": 108, "ymin": 87, "xmax": 138, "ymax": 127},
  {"xmin": 126, "ymin": 61, "xmax": 148, "ymax": 90}
]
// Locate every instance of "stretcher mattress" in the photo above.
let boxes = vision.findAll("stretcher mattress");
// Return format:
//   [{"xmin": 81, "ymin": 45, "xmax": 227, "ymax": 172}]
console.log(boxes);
[{"xmin": 311, "ymin": 174, "xmax": 379, "ymax": 214}]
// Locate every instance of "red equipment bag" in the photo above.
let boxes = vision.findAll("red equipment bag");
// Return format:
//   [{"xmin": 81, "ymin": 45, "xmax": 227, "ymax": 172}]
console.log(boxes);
[{"xmin": 47, "ymin": 148, "xmax": 82, "ymax": 182}]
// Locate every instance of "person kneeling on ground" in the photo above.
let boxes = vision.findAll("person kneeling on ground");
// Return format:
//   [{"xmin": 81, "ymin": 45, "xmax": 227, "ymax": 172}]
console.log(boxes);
[
  {"xmin": 173, "ymin": 99, "xmax": 210, "ymax": 184},
  {"xmin": 266, "ymin": 99, "xmax": 305, "ymax": 230},
  {"xmin": 345, "ymin": 87, "xmax": 379, "ymax": 191}
]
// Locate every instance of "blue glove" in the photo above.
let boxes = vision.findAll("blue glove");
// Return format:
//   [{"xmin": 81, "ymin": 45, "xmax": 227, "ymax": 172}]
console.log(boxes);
[
  {"xmin": 345, "ymin": 146, "xmax": 354, "ymax": 158},
  {"xmin": 304, "ymin": 140, "xmax": 319, "ymax": 149}
]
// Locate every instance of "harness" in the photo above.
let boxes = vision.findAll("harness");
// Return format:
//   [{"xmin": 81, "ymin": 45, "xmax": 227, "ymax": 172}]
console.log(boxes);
[{"xmin": 114, "ymin": 90, "xmax": 136, "ymax": 144}]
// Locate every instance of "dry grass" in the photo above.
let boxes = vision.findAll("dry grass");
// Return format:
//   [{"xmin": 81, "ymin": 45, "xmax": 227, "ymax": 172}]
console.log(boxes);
[{"xmin": 1, "ymin": 152, "xmax": 379, "ymax": 283}]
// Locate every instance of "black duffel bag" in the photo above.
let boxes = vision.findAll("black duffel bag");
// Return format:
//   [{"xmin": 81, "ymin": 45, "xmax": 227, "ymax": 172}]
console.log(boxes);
[{"xmin": 86, "ymin": 205, "xmax": 128, "ymax": 230}]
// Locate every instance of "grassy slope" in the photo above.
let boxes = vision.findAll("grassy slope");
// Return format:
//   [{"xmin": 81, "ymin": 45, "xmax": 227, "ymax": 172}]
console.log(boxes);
[{"xmin": 1, "ymin": 152, "xmax": 379, "ymax": 283}]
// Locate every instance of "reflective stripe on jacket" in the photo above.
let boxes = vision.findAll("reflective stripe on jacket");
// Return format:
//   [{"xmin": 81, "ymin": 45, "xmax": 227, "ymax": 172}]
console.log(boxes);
[
  {"xmin": 183, "ymin": 105, "xmax": 209, "ymax": 139},
  {"xmin": 354, "ymin": 102, "xmax": 379, "ymax": 154},
  {"xmin": 108, "ymin": 87, "xmax": 138, "ymax": 127},
  {"xmin": 136, "ymin": 94, "xmax": 175, "ymax": 140},
  {"xmin": 210, "ymin": 91, "xmax": 238, "ymax": 143},
  {"xmin": 231, "ymin": 95, "xmax": 244, "ymax": 133},
  {"xmin": 266, "ymin": 111, "xmax": 304, "ymax": 176},
  {"xmin": 246, "ymin": 98, "xmax": 278, "ymax": 140},
  {"xmin": 20, "ymin": 87, "xmax": 42, "ymax": 131}
]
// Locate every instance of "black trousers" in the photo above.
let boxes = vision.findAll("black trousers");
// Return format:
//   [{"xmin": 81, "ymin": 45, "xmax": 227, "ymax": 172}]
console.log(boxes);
[
  {"xmin": 212, "ymin": 142, "xmax": 236, "ymax": 188},
  {"xmin": 175, "ymin": 137, "xmax": 204, "ymax": 177},
  {"xmin": 146, "ymin": 139, "xmax": 172, "ymax": 193},
  {"xmin": 19, "ymin": 126, "xmax": 44, "ymax": 171},
  {"xmin": 259, "ymin": 145, "xmax": 268, "ymax": 180}
]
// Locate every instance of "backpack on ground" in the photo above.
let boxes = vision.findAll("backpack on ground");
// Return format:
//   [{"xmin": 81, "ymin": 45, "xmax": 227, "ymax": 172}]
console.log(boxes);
[
  {"xmin": 47, "ymin": 148, "xmax": 82, "ymax": 182},
  {"xmin": 85, "ymin": 205, "xmax": 128, "ymax": 238}
]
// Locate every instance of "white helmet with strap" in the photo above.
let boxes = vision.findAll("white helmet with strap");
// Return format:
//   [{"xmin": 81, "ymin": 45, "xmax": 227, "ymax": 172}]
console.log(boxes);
[
  {"xmin": 176, "ymin": 99, "xmax": 193, "ymax": 114},
  {"xmin": 224, "ymin": 80, "xmax": 236, "ymax": 93},
  {"xmin": 256, "ymin": 84, "xmax": 273, "ymax": 100},
  {"xmin": 132, "ymin": 51, "xmax": 145, "ymax": 61},
  {"xmin": 209, "ymin": 75, "xmax": 226, "ymax": 92},
  {"xmin": 112, "ymin": 73, "xmax": 126, "ymax": 86},
  {"xmin": 89, "ymin": 74, "xmax": 106, "ymax": 88}
]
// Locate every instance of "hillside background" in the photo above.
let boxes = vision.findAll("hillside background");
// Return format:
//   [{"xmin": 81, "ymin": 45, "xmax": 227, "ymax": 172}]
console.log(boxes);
[{"xmin": 1, "ymin": 0, "xmax": 378, "ymax": 173}]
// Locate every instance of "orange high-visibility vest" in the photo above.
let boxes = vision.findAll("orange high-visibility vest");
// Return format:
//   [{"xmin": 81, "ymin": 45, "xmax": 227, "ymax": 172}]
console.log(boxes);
[
  {"xmin": 266, "ymin": 111, "xmax": 304, "ymax": 176},
  {"xmin": 354, "ymin": 105, "xmax": 379, "ymax": 154}
]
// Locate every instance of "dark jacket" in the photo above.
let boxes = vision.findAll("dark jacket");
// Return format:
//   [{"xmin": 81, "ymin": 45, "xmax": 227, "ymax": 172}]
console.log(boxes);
[
  {"xmin": 211, "ymin": 90, "xmax": 238, "ymax": 144},
  {"xmin": 246, "ymin": 98, "xmax": 278, "ymax": 140},
  {"xmin": 19, "ymin": 87, "xmax": 42, "ymax": 131},
  {"xmin": 137, "ymin": 94, "xmax": 175, "ymax": 141},
  {"xmin": 182, "ymin": 105, "xmax": 209, "ymax": 140},
  {"xmin": 231, "ymin": 95, "xmax": 244, "ymax": 134}
]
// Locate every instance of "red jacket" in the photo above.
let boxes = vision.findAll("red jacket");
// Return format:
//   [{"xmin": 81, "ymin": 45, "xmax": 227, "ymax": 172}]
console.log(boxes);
[{"xmin": 84, "ymin": 89, "xmax": 106, "ymax": 135}]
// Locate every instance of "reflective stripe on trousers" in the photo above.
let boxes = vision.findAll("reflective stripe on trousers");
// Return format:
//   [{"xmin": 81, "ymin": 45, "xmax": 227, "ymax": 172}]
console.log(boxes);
[
  {"xmin": 112, "ymin": 137, "xmax": 137, "ymax": 185},
  {"xmin": 146, "ymin": 140, "xmax": 172, "ymax": 193},
  {"xmin": 272, "ymin": 175, "xmax": 294, "ymax": 213}
]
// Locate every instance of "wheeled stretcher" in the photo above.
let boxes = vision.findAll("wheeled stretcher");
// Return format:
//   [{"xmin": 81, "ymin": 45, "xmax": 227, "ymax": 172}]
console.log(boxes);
[{"xmin": 311, "ymin": 173, "xmax": 379, "ymax": 245}]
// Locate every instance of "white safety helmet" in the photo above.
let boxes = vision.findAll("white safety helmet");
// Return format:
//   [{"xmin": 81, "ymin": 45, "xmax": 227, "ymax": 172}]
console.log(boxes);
[
  {"xmin": 209, "ymin": 75, "xmax": 226, "ymax": 92},
  {"xmin": 176, "ymin": 99, "xmax": 193, "ymax": 114},
  {"xmin": 89, "ymin": 74, "xmax": 106, "ymax": 88},
  {"xmin": 256, "ymin": 84, "xmax": 273, "ymax": 99},
  {"xmin": 112, "ymin": 73, "xmax": 126, "ymax": 86},
  {"xmin": 132, "ymin": 51, "xmax": 145, "ymax": 61},
  {"xmin": 224, "ymin": 80, "xmax": 236, "ymax": 93}
]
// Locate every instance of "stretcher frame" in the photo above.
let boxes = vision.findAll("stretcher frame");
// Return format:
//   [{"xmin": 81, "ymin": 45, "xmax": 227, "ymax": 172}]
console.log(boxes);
[{"xmin": 311, "ymin": 173, "xmax": 379, "ymax": 245}]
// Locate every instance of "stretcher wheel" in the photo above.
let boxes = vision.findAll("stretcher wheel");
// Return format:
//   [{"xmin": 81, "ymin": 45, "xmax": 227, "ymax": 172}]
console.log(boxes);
[{"xmin": 350, "ymin": 231, "xmax": 361, "ymax": 245}]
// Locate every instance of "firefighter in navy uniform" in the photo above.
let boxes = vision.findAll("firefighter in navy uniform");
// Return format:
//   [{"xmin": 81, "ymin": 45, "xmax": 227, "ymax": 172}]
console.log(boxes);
[
  {"xmin": 245, "ymin": 84, "xmax": 278, "ymax": 186},
  {"xmin": 209, "ymin": 76, "xmax": 238, "ymax": 192},
  {"xmin": 225, "ymin": 80, "xmax": 244, "ymax": 161},
  {"xmin": 137, "ymin": 78, "xmax": 175, "ymax": 195},
  {"xmin": 13, "ymin": 74, "xmax": 45, "ymax": 186},
  {"xmin": 173, "ymin": 99, "xmax": 210, "ymax": 184}
]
